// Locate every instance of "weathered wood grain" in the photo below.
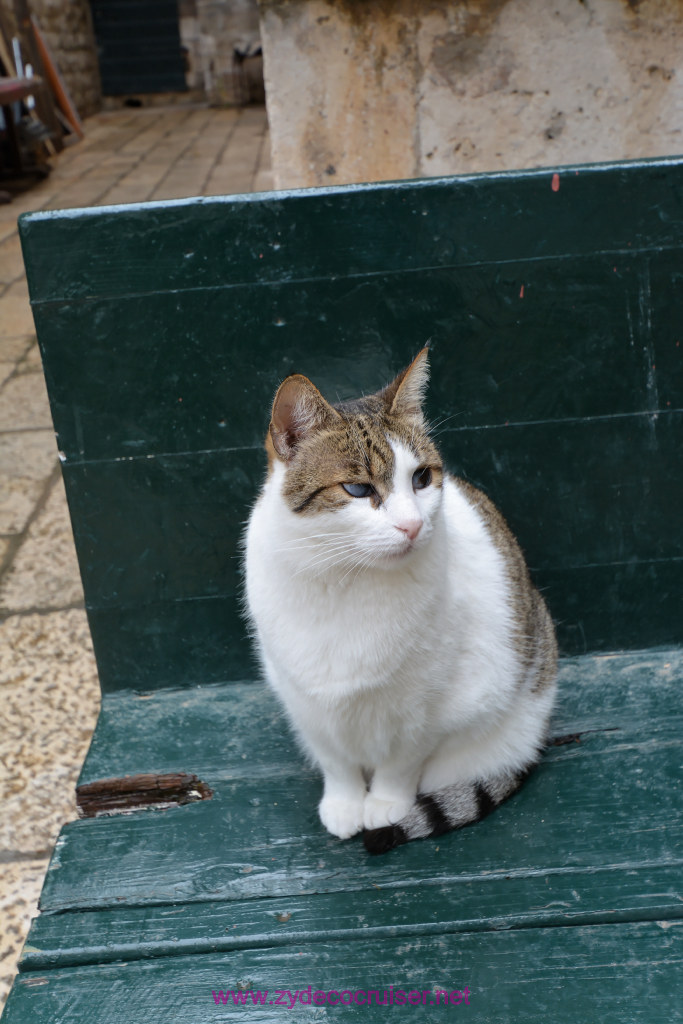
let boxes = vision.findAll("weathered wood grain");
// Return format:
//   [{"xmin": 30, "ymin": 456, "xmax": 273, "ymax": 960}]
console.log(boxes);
[
  {"xmin": 19, "ymin": 160, "xmax": 683, "ymax": 302},
  {"xmin": 7, "ymin": 923, "xmax": 683, "ymax": 1023},
  {"xmin": 36, "ymin": 724, "xmax": 683, "ymax": 913},
  {"xmin": 29, "ymin": 649, "xmax": 681, "ymax": 921},
  {"xmin": 22, "ymin": 863, "xmax": 683, "ymax": 971},
  {"xmin": 76, "ymin": 648, "xmax": 682, "ymax": 785}
]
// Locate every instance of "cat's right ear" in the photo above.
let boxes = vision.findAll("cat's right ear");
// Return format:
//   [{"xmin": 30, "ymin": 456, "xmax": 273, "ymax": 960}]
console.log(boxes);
[{"xmin": 268, "ymin": 374, "xmax": 340, "ymax": 461}]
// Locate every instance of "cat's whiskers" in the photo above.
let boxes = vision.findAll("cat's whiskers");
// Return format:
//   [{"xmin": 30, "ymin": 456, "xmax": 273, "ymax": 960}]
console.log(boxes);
[
  {"xmin": 291, "ymin": 539, "xmax": 353, "ymax": 563},
  {"xmin": 274, "ymin": 531, "xmax": 352, "ymax": 554},
  {"xmin": 292, "ymin": 542, "xmax": 361, "ymax": 579},
  {"xmin": 428, "ymin": 411, "xmax": 466, "ymax": 438},
  {"xmin": 304, "ymin": 555, "xmax": 359, "ymax": 582},
  {"xmin": 304, "ymin": 537, "xmax": 390, "ymax": 582},
  {"xmin": 342, "ymin": 546, "xmax": 385, "ymax": 586}
]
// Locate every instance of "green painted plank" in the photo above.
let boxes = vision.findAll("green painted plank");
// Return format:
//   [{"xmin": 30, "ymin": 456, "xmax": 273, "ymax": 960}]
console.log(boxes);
[
  {"xmin": 76, "ymin": 649, "xmax": 682, "ymax": 785},
  {"xmin": 85, "ymin": 598, "xmax": 258, "ymax": 694},
  {"xmin": 57, "ymin": 408, "xmax": 682, "ymax": 681},
  {"xmin": 78, "ymin": 681, "xmax": 301, "ymax": 783},
  {"xmin": 651, "ymin": 250, "xmax": 683, "ymax": 410},
  {"xmin": 39, "ymin": 718, "xmax": 683, "ymax": 912},
  {"xmin": 66, "ymin": 414, "xmax": 683, "ymax": 609},
  {"xmin": 21, "ymin": 863, "xmax": 683, "ymax": 971},
  {"xmin": 437, "ymin": 411, "xmax": 683, "ymax": 570},
  {"xmin": 86, "ymin": 564, "xmax": 683, "ymax": 689},
  {"xmin": 537, "ymin": 561, "xmax": 683, "ymax": 655},
  {"xmin": 19, "ymin": 159, "xmax": 683, "ymax": 302},
  {"xmin": 6, "ymin": 923, "xmax": 683, "ymax": 1023},
  {"xmin": 27, "ymin": 255, "xmax": 663, "ymax": 462},
  {"xmin": 62, "ymin": 451, "xmax": 262, "ymax": 610}
]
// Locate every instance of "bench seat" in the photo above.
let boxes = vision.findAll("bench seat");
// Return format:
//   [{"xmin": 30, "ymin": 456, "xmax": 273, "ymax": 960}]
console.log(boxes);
[{"xmin": 8, "ymin": 646, "xmax": 682, "ymax": 1023}]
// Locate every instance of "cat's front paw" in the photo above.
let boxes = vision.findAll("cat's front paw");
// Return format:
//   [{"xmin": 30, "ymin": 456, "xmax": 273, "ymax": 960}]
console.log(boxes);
[
  {"xmin": 319, "ymin": 795, "xmax": 365, "ymax": 839},
  {"xmin": 363, "ymin": 794, "xmax": 413, "ymax": 830}
]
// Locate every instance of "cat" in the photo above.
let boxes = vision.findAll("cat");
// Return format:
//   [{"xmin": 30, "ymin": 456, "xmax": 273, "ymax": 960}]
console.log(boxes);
[{"xmin": 244, "ymin": 347, "xmax": 557, "ymax": 854}]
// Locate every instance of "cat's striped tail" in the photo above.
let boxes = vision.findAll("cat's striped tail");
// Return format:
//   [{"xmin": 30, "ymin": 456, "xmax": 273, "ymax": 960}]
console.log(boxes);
[{"xmin": 362, "ymin": 764, "xmax": 537, "ymax": 855}]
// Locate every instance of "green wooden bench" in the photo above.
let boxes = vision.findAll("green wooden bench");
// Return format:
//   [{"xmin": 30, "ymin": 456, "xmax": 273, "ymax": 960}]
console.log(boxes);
[{"xmin": 4, "ymin": 159, "xmax": 682, "ymax": 1022}]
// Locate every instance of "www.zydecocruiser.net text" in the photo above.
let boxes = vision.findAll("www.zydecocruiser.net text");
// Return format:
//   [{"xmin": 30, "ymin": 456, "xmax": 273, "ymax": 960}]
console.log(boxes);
[{"xmin": 212, "ymin": 987, "xmax": 471, "ymax": 1008}]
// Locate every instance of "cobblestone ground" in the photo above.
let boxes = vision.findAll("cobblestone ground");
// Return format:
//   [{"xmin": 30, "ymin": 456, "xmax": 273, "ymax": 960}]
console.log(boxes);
[{"xmin": 0, "ymin": 103, "xmax": 273, "ymax": 1011}]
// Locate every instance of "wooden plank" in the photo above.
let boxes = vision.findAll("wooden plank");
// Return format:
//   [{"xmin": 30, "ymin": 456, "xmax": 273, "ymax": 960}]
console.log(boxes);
[
  {"xmin": 448, "ymin": 412, "xmax": 683, "ymax": 570},
  {"xmin": 62, "ymin": 451, "xmax": 261, "ymax": 608},
  {"xmin": 53, "ymin": 408, "xmax": 682, "ymax": 677},
  {"xmin": 57, "ymin": 413, "xmax": 682, "ymax": 586},
  {"xmin": 76, "ymin": 648, "xmax": 683, "ymax": 784},
  {"xmin": 6, "ymin": 923, "xmax": 683, "ymax": 1023},
  {"xmin": 536, "ymin": 560, "xmax": 683, "ymax": 655},
  {"xmin": 18, "ymin": 161, "xmax": 683, "ymax": 302},
  {"xmin": 21, "ymin": 863, "xmax": 683, "ymax": 971},
  {"xmin": 36, "ymin": 709, "xmax": 683, "ymax": 912},
  {"xmin": 0, "ymin": 28, "xmax": 17, "ymax": 77},
  {"xmin": 648, "ymin": 248, "xmax": 683, "ymax": 409},
  {"xmin": 30, "ymin": 17, "xmax": 83, "ymax": 140},
  {"xmin": 85, "ymin": 597, "xmax": 257, "ymax": 694},
  {"xmin": 28, "ymin": 253, "xmax": 662, "ymax": 463}
]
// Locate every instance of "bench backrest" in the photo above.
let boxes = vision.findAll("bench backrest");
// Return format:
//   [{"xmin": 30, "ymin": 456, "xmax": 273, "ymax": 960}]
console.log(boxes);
[{"xmin": 20, "ymin": 161, "xmax": 683, "ymax": 693}]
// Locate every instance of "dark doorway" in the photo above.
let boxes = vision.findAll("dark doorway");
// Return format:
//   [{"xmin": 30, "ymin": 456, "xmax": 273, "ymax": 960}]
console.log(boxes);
[{"xmin": 90, "ymin": 0, "xmax": 187, "ymax": 95}]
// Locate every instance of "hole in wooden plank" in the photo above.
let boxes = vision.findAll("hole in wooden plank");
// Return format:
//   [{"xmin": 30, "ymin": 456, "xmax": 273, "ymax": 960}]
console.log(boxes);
[{"xmin": 76, "ymin": 772, "xmax": 213, "ymax": 818}]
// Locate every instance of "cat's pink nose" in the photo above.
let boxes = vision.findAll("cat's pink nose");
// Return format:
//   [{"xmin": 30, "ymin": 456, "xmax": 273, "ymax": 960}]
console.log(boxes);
[{"xmin": 395, "ymin": 519, "xmax": 423, "ymax": 542}]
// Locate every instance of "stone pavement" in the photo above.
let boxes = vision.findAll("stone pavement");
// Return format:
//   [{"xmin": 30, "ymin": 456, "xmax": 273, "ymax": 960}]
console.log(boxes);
[{"xmin": 0, "ymin": 103, "xmax": 273, "ymax": 1011}]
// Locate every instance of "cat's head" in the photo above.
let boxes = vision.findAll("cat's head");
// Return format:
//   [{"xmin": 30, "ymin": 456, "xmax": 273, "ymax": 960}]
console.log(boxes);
[{"xmin": 265, "ymin": 348, "xmax": 444, "ymax": 575}]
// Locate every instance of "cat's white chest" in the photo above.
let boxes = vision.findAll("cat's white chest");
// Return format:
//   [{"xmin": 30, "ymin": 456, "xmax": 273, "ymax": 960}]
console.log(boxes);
[{"xmin": 246, "ymin": 518, "xmax": 442, "ymax": 698}]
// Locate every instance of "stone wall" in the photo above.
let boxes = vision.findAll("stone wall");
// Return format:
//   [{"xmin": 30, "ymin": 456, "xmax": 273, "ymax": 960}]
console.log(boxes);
[
  {"xmin": 258, "ymin": 0, "xmax": 683, "ymax": 189},
  {"xmin": 2, "ymin": 0, "xmax": 265, "ymax": 114},
  {"xmin": 180, "ymin": 0, "xmax": 264, "ymax": 104},
  {"xmin": 23, "ymin": 0, "xmax": 101, "ymax": 117}
]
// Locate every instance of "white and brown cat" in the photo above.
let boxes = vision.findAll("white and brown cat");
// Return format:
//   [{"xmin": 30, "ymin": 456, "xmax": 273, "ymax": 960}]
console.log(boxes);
[{"xmin": 244, "ymin": 348, "xmax": 557, "ymax": 854}]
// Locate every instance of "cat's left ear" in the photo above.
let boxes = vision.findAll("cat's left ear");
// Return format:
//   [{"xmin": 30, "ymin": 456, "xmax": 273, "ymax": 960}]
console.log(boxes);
[{"xmin": 382, "ymin": 346, "xmax": 430, "ymax": 419}]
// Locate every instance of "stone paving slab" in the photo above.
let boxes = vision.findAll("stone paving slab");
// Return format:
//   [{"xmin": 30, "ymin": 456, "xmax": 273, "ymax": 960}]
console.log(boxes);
[
  {"xmin": 0, "ymin": 430, "xmax": 56, "ymax": 536},
  {"xmin": 0, "ymin": 337, "xmax": 34, "ymax": 365},
  {"xmin": 0, "ymin": 285, "xmax": 36, "ymax": 340},
  {"xmin": 0, "ymin": 477, "xmax": 84, "ymax": 615},
  {"xmin": 0, "ymin": 374, "xmax": 52, "ymax": 434},
  {"xmin": 0, "ymin": 860, "xmax": 54, "ymax": 1007},
  {"xmin": 0, "ymin": 609, "xmax": 99, "ymax": 855},
  {"xmin": 0, "ymin": 102, "xmax": 272, "ymax": 1014}
]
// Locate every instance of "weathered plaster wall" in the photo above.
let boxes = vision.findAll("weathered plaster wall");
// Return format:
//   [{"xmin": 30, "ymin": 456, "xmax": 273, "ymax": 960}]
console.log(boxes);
[{"xmin": 258, "ymin": 0, "xmax": 683, "ymax": 188}]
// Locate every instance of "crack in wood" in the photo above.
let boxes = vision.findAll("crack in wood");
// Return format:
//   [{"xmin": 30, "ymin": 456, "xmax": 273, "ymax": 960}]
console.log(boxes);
[
  {"xmin": 76, "ymin": 772, "xmax": 213, "ymax": 818},
  {"xmin": 548, "ymin": 727, "xmax": 621, "ymax": 747}
]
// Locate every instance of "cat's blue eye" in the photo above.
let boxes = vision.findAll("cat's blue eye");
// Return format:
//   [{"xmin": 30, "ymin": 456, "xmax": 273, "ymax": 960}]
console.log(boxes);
[
  {"xmin": 342, "ymin": 482, "xmax": 374, "ymax": 498},
  {"xmin": 412, "ymin": 467, "xmax": 432, "ymax": 491}
]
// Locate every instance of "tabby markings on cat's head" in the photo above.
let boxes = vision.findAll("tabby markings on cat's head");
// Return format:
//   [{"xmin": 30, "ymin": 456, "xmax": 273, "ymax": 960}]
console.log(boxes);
[{"xmin": 264, "ymin": 348, "xmax": 444, "ymax": 567}]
